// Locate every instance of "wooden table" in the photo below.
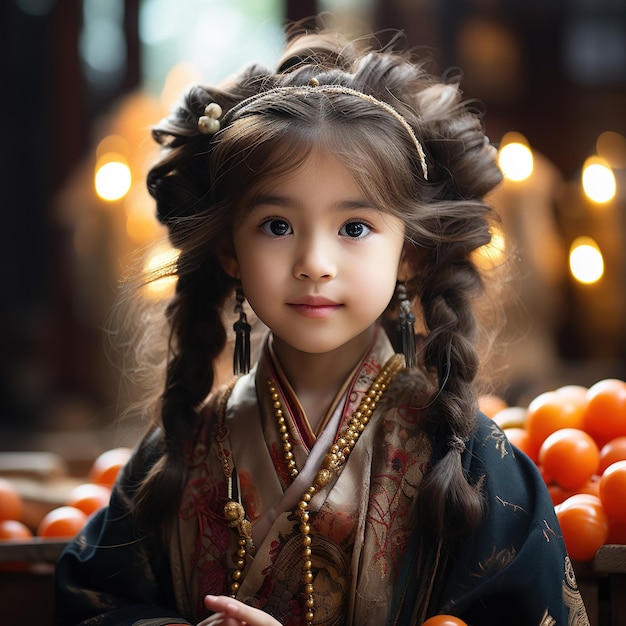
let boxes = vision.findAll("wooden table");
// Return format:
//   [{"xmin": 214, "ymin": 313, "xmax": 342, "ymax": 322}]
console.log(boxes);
[{"xmin": 576, "ymin": 545, "xmax": 626, "ymax": 626}]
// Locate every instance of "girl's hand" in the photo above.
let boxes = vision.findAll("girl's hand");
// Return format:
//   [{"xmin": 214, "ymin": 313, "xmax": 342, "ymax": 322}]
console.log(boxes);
[{"xmin": 199, "ymin": 595, "xmax": 282, "ymax": 626}]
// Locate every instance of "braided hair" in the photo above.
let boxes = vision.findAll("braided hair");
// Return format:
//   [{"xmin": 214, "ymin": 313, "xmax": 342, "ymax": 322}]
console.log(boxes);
[{"xmin": 132, "ymin": 27, "xmax": 503, "ymax": 544}]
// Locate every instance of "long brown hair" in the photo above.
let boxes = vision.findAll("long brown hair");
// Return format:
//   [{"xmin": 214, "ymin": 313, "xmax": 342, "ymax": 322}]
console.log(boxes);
[{"xmin": 133, "ymin": 25, "xmax": 503, "ymax": 547}]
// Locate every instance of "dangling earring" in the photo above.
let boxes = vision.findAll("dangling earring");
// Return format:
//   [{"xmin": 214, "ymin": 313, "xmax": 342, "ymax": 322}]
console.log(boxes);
[
  {"xmin": 233, "ymin": 286, "xmax": 251, "ymax": 375},
  {"xmin": 396, "ymin": 283, "xmax": 416, "ymax": 368}
]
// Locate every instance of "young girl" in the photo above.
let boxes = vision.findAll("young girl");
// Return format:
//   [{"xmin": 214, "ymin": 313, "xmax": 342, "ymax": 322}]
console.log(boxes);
[{"xmin": 55, "ymin": 24, "xmax": 589, "ymax": 626}]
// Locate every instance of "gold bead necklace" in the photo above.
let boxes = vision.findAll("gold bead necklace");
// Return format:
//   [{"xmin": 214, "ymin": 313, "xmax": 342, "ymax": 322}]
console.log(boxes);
[
  {"xmin": 215, "ymin": 378, "xmax": 254, "ymax": 598},
  {"xmin": 221, "ymin": 354, "xmax": 403, "ymax": 623},
  {"xmin": 268, "ymin": 381, "xmax": 299, "ymax": 479}
]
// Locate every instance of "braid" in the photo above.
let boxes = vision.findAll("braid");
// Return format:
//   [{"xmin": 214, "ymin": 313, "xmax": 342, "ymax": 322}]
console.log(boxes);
[
  {"xmin": 415, "ymin": 258, "xmax": 486, "ymax": 540},
  {"xmin": 132, "ymin": 75, "xmax": 250, "ymax": 529},
  {"xmin": 402, "ymin": 77, "xmax": 502, "ymax": 542},
  {"xmin": 133, "ymin": 254, "xmax": 233, "ymax": 530}
]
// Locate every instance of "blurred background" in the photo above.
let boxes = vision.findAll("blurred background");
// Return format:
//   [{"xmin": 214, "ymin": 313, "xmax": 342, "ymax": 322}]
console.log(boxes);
[{"xmin": 1, "ymin": 0, "xmax": 625, "ymax": 456}]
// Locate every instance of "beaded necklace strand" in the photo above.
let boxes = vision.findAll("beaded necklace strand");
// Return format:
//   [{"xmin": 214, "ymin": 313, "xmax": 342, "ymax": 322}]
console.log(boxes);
[{"xmin": 219, "ymin": 354, "xmax": 404, "ymax": 624}]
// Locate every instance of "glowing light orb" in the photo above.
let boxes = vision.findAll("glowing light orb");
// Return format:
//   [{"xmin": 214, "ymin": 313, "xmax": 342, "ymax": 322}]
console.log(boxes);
[
  {"xmin": 95, "ymin": 158, "xmax": 132, "ymax": 201},
  {"xmin": 582, "ymin": 158, "xmax": 616, "ymax": 204},
  {"xmin": 498, "ymin": 140, "xmax": 533, "ymax": 181},
  {"xmin": 569, "ymin": 237, "xmax": 604, "ymax": 285}
]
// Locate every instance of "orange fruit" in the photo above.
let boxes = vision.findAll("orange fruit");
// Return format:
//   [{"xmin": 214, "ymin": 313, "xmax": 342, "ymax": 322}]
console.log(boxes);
[
  {"xmin": 598, "ymin": 460, "xmax": 626, "ymax": 522},
  {"xmin": 0, "ymin": 519, "xmax": 33, "ymax": 571},
  {"xmin": 503, "ymin": 427, "xmax": 530, "ymax": 456},
  {"xmin": 598, "ymin": 437, "xmax": 626, "ymax": 474},
  {"xmin": 538, "ymin": 428, "xmax": 599, "ymax": 491},
  {"xmin": 88, "ymin": 447, "xmax": 132, "ymax": 487},
  {"xmin": 422, "ymin": 616, "xmax": 468, "ymax": 626},
  {"xmin": 581, "ymin": 379, "xmax": 626, "ymax": 446},
  {"xmin": 579, "ymin": 476, "xmax": 601, "ymax": 498},
  {"xmin": 555, "ymin": 384, "xmax": 588, "ymax": 404},
  {"xmin": 607, "ymin": 518, "xmax": 626, "ymax": 544},
  {"xmin": 0, "ymin": 478, "xmax": 23, "ymax": 522},
  {"xmin": 556, "ymin": 494, "xmax": 608, "ymax": 562},
  {"xmin": 0, "ymin": 519, "xmax": 33, "ymax": 540},
  {"xmin": 37, "ymin": 506, "xmax": 87, "ymax": 538},
  {"xmin": 547, "ymin": 483, "xmax": 573, "ymax": 506},
  {"xmin": 67, "ymin": 483, "xmax": 111, "ymax": 516},
  {"xmin": 525, "ymin": 390, "xmax": 586, "ymax": 461},
  {"xmin": 545, "ymin": 477, "xmax": 598, "ymax": 506},
  {"xmin": 491, "ymin": 406, "xmax": 527, "ymax": 430}
]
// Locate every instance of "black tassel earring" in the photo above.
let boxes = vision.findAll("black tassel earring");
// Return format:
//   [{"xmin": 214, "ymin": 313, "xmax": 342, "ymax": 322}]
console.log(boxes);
[
  {"xmin": 396, "ymin": 283, "xmax": 416, "ymax": 368},
  {"xmin": 233, "ymin": 286, "xmax": 251, "ymax": 375}
]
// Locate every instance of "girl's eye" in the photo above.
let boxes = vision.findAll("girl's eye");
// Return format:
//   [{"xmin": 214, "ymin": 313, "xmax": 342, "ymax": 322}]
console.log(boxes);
[
  {"xmin": 260, "ymin": 218, "xmax": 292, "ymax": 236},
  {"xmin": 340, "ymin": 221, "xmax": 371, "ymax": 238}
]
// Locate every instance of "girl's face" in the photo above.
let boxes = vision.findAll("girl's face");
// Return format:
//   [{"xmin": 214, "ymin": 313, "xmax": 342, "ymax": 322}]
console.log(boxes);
[{"xmin": 220, "ymin": 148, "xmax": 407, "ymax": 361}]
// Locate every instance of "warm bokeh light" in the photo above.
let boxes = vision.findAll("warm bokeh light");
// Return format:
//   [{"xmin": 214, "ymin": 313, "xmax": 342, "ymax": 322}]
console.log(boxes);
[
  {"xmin": 569, "ymin": 237, "xmax": 604, "ymax": 285},
  {"xmin": 125, "ymin": 183, "xmax": 162, "ymax": 244},
  {"xmin": 96, "ymin": 134, "xmax": 130, "ymax": 160},
  {"xmin": 474, "ymin": 225, "xmax": 507, "ymax": 269},
  {"xmin": 597, "ymin": 131, "xmax": 626, "ymax": 170},
  {"xmin": 95, "ymin": 153, "xmax": 132, "ymax": 201},
  {"xmin": 582, "ymin": 157, "xmax": 616, "ymax": 204},
  {"xmin": 498, "ymin": 132, "xmax": 534, "ymax": 181},
  {"xmin": 143, "ymin": 247, "xmax": 180, "ymax": 299}
]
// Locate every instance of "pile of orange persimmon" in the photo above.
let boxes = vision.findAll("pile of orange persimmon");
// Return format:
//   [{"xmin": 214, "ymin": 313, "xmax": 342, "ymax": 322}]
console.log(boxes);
[
  {"xmin": 0, "ymin": 447, "xmax": 131, "ymax": 543},
  {"xmin": 481, "ymin": 377, "xmax": 626, "ymax": 562}
]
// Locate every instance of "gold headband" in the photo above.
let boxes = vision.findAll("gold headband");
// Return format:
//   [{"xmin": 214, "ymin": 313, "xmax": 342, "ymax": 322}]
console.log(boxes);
[{"xmin": 198, "ymin": 81, "xmax": 428, "ymax": 180}]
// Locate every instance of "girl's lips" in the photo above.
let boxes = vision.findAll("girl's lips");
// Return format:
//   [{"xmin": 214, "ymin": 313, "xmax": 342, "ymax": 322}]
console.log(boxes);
[
  {"xmin": 288, "ymin": 303, "xmax": 343, "ymax": 319},
  {"xmin": 289, "ymin": 295, "xmax": 339, "ymax": 306},
  {"xmin": 287, "ymin": 297, "xmax": 342, "ymax": 319}
]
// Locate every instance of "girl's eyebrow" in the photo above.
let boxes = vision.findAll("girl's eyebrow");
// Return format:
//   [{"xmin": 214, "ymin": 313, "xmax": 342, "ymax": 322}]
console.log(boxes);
[
  {"xmin": 248, "ymin": 194, "xmax": 380, "ymax": 212},
  {"xmin": 336, "ymin": 198, "xmax": 381, "ymax": 211},
  {"xmin": 248, "ymin": 193, "xmax": 292, "ymax": 209}
]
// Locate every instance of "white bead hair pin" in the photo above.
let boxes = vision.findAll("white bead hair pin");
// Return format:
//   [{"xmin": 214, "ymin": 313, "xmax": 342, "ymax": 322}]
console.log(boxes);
[{"xmin": 198, "ymin": 102, "xmax": 223, "ymax": 134}]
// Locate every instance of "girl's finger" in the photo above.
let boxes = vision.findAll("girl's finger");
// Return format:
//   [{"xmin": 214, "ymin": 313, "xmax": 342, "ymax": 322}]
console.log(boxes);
[{"xmin": 204, "ymin": 596, "xmax": 280, "ymax": 625}]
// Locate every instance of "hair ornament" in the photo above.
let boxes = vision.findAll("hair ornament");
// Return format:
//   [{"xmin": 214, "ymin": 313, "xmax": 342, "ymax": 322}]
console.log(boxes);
[
  {"xmin": 198, "ymin": 102, "xmax": 223, "ymax": 134},
  {"xmin": 233, "ymin": 286, "xmax": 251, "ymax": 375},
  {"xmin": 396, "ymin": 282, "xmax": 417, "ymax": 367},
  {"xmin": 225, "ymin": 83, "xmax": 428, "ymax": 180},
  {"xmin": 448, "ymin": 435, "xmax": 467, "ymax": 453}
]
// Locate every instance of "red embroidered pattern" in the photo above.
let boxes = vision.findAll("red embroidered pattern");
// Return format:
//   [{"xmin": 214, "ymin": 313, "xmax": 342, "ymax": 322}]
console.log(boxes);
[{"xmin": 367, "ymin": 413, "xmax": 427, "ymax": 576}]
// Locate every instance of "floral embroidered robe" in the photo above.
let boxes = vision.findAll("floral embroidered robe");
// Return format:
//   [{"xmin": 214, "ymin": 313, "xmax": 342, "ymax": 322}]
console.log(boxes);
[
  {"xmin": 170, "ymin": 329, "xmax": 428, "ymax": 625},
  {"xmin": 55, "ymin": 329, "xmax": 589, "ymax": 626}
]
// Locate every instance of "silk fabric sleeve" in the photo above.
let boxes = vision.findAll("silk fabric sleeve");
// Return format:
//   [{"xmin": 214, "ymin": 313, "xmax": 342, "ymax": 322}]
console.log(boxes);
[{"xmin": 391, "ymin": 413, "xmax": 589, "ymax": 626}]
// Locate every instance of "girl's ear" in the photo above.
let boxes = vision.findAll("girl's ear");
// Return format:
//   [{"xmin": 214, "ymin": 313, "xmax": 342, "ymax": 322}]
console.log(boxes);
[
  {"xmin": 397, "ymin": 243, "xmax": 418, "ymax": 283},
  {"xmin": 218, "ymin": 245, "xmax": 240, "ymax": 279}
]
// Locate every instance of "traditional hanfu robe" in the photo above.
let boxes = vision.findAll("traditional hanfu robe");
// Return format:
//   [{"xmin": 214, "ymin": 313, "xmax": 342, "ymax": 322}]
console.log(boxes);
[{"xmin": 55, "ymin": 328, "xmax": 589, "ymax": 626}]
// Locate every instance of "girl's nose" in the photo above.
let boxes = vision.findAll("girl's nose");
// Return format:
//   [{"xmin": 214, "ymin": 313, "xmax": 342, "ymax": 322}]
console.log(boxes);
[{"xmin": 293, "ymin": 236, "xmax": 336, "ymax": 281}]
